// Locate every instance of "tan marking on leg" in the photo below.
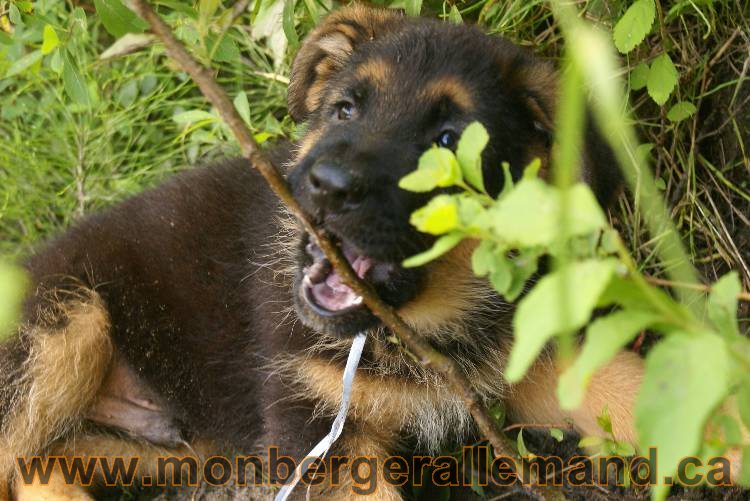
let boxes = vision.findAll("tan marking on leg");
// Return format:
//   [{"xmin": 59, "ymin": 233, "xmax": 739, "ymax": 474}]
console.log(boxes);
[
  {"xmin": 0, "ymin": 291, "xmax": 112, "ymax": 487},
  {"xmin": 14, "ymin": 472, "xmax": 93, "ymax": 501},
  {"xmin": 312, "ymin": 427, "xmax": 402, "ymax": 501},
  {"xmin": 506, "ymin": 351, "xmax": 643, "ymax": 444}
]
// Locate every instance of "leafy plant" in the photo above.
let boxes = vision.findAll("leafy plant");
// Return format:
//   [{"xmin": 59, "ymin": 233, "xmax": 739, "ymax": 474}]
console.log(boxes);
[
  {"xmin": 400, "ymin": 120, "xmax": 749, "ymax": 499},
  {"xmin": 614, "ymin": 0, "xmax": 695, "ymax": 121},
  {"xmin": 0, "ymin": 263, "xmax": 25, "ymax": 341}
]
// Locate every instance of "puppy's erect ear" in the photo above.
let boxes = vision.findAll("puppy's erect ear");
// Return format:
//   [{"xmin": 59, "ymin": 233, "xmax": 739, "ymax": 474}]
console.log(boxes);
[
  {"xmin": 288, "ymin": 5, "xmax": 404, "ymax": 122},
  {"xmin": 508, "ymin": 55, "xmax": 622, "ymax": 206}
]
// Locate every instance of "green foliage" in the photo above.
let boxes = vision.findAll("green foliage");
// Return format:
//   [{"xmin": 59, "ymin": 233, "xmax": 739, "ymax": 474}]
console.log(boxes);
[
  {"xmin": 636, "ymin": 333, "xmax": 730, "ymax": 500},
  {"xmin": 646, "ymin": 53, "xmax": 678, "ymax": 106},
  {"xmin": 666, "ymin": 101, "xmax": 697, "ymax": 123},
  {"xmin": 613, "ymin": 0, "xmax": 654, "ymax": 54},
  {"xmin": 0, "ymin": 0, "xmax": 290, "ymax": 256},
  {"xmin": 614, "ymin": 0, "xmax": 693, "ymax": 111},
  {"xmin": 401, "ymin": 119, "xmax": 749, "ymax": 499},
  {"xmin": 558, "ymin": 310, "xmax": 656, "ymax": 409},
  {"xmin": 0, "ymin": 263, "xmax": 26, "ymax": 340},
  {"xmin": 94, "ymin": 0, "xmax": 147, "ymax": 38},
  {"xmin": 1, "ymin": 2, "xmax": 747, "ymax": 498}
]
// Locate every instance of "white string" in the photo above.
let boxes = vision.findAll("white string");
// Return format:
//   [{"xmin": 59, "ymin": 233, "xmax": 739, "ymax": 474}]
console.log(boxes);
[{"xmin": 274, "ymin": 332, "xmax": 367, "ymax": 501}]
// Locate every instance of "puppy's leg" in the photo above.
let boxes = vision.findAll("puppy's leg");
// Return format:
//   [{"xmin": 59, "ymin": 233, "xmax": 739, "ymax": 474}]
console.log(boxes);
[
  {"xmin": 0, "ymin": 290, "xmax": 113, "ymax": 496},
  {"xmin": 311, "ymin": 426, "xmax": 402, "ymax": 501},
  {"xmin": 14, "ymin": 470, "xmax": 92, "ymax": 501},
  {"xmin": 506, "ymin": 351, "xmax": 643, "ymax": 444}
]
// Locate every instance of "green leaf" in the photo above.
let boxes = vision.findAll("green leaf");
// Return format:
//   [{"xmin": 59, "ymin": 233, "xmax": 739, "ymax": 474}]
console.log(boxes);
[
  {"xmin": 490, "ymin": 179, "xmax": 557, "ymax": 246},
  {"xmin": 72, "ymin": 7, "xmax": 88, "ymax": 32},
  {"xmin": 116, "ymin": 79, "xmax": 139, "ymax": 107},
  {"xmin": 504, "ymin": 249, "xmax": 540, "ymax": 301},
  {"xmin": 0, "ymin": 263, "xmax": 26, "ymax": 340},
  {"xmin": 41, "ymin": 24, "xmax": 60, "ymax": 55},
  {"xmin": 615, "ymin": 441, "xmax": 636, "ymax": 457},
  {"xmin": 282, "ymin": 0, "xmax": 299, "ymax": 49},
  {"xmin": 402, "ymin": 232, "xmax": 463, "ymax": 268},
  {"xmin": 550, "ymin": 428, "xmax": 564, "ymax": 442},
  {"xmin": 489, "ymin": 180, "xmax": 606, "ymax": 248},
  {"xmin": 737, "ymin": 380, "xmax": 750, "ymax": 431},
  {"xmin": 506, "ymin": 259, "xmax": 618, "ymax": 382},
  {"xmin": 522, "ymin": 158, "xmax": 542, "ymax": 181},
  {"xmin": 630, "ymin": 62, "xmax": 650, "ymax": 90},
  {"xmin": 559, "ymin": 310, "xmax": 656, "ymax": 409},
  {"xmin": 517, "ymin": 429, "xmax": 531, "ymax": 457},
  {"xmin": 499, "ymin": 162, "xmax": 513, "ymax": 199},
  {"xmin": 172, "ymin": 109, "xmax": 217, "ymax": 125},
  {"xmin": 399, "ymin": 147, "xmax": 461, "ymax": 192},
  {"xmin": 404, "ymin": 0, "xmax": 422, "ymax": 17},
  {"xmin": 708, "ymin": 272, "xmax": 741, "ymax": 339},
  {"xmin": 636, "ymin": 333, "xmax": 730, "ymax": 501},
  {"xmin": 598, "ymin": 275, "xmax": 675, "ymax": 313},
  {"xmin": 595, "ymin": 407, "xmax": 613, "ymax": 436},
  {"xmin": 199, "ymin": 0, "xmax": 220, "ymax": 20},
  {"xmin": 49, "ymin": 49, "xmax": 63, "ymax": 74},
  {"xmin": 489, "ymin": 255, "xmax": 512, "ymax": 296},
  {"xmin": 302, "ymin": 0, "xmax": 319, "ymax": 24},
  {"xmin": 410, "ymin": 195, "xmax": 459, "ymax": 235},
  {"xmin": 565, "ymin": 184, "xmax": 609, "ymax": 237},
  {"xmin": 93, "ymin": 0, "xmax": 147, "ymax": 38},
  {"xmin": 647, "ymin": 53, "xmax": 678, "ymax": 106},
  {"xmin": 8, "ymin": 4, "xmax": 22, "ymax": 25},
  {"xmin": 715, "ymin": 414, "xmax": 741, "ymax": 446},
  {"xmin": 578, "ymin": 436, "xmax": 603, "ymax": 449},
  {"xmin": 456, "ymin": 121, "xmax": 489, "ymax": 193},
  {"xmin": 62, "ymin": 50, "xmax": 92, "ymax": 106},
  {"xmin": 234, "ymin": 91, "xmax": 251, "ymax": 126},
  {"xmin": 456, "ymin": 196, "xmax": 486, "ymax": 234},
  {"xmin": 613, "ymin": 0, "xmax": 655, "ymax": 54},
  {"xmin": 489, "ymin": 401, "xmax": 506, "ymax": 426},
  {"xmin": 448, "ymin": 5, "xmax": 462, "ymax": 24},
  {"xmin": 4, "ymin": 49, "xmax": 43, "ymax": 78},
  {"xmin": 471, "ymin": 240, "xmax": 497, "ymax": 277},
  {"xmin": 208, "ymin": 34, "xmax": 240, "ymax": 63},
  {"xmin": 666, "ymin": 101, "xmax": 697, "ymax": 122},
  {"xmin": 15, "ymin": 0, "xmax": 33, "ymax": 12}
]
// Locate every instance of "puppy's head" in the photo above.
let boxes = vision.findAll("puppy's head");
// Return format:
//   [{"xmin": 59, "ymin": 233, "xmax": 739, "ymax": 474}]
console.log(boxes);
[{"xmin": 286, "ymin": 5, "xmax": 613, "ymax": 336}]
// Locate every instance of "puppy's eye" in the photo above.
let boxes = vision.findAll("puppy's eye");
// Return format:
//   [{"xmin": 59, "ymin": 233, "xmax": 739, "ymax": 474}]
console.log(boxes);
[
  {"xmin": 335, "ymin": 101, "xmax": 355, "ymax": 121},
  {"xmin": 436, "ymin": 130, "xmax": 458, "ymax": 149}
]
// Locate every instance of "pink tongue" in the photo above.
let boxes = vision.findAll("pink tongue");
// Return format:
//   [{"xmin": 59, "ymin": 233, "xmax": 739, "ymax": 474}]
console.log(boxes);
[{"xmin": 310, "ymin": 255, "xmax": 372, "ymax": 311}]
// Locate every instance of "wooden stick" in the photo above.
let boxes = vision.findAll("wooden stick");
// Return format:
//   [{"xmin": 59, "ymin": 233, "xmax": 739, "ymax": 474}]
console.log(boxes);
[
  {"xmin": 644, "ymin": 276, "xmax": 750, "ymax": 302},
  {"xmin": 128, "ymin": 0, "xmax": 520, "ymax": 465}
]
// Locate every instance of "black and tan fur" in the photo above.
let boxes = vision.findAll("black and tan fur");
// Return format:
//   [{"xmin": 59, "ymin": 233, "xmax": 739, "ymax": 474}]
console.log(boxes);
[{"xmin": 1, "ymin": 5, "xmax": 652, "ymax": 500}]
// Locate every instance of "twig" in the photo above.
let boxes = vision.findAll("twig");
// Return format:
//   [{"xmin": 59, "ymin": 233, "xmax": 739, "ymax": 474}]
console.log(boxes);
[
  {"xmin": 503, "ymin": 423, "xmax": 572, "ymax": 433},
  {"xmin": 128, "ymin": 0, "xmax": 522, "ymax": 472},
  {"xmin": 644, "ymin": 275, "xmax": 750, "ymax": 302}
]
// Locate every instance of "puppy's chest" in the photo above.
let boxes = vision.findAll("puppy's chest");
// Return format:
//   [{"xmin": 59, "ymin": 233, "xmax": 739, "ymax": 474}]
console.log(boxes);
[{"xmin": 289, "ymin": 351, "xmax": 480, "ymax": 452}]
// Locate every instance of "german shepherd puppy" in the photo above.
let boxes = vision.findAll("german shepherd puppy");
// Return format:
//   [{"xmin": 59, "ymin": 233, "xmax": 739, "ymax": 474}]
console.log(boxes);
[{"xmin": 0, "ymin": 4, "xmax": 644, "ymax": 499}]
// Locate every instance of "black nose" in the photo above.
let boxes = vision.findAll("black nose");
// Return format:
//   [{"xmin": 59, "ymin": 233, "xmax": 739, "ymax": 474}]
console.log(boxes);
[{"xmin": 308, "ymin": 163, "xmax": 364, "ymax": 213}]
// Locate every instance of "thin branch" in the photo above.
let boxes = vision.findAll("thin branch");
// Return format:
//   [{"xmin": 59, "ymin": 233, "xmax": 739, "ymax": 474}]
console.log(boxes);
[
  {"xmin": 644, "ymin": 275, "xmax": 750, "ymax": 302},
  {"xmin": 503, "ymin": 423, "xmax": 572, "ymax": 433},
  {"xmin": 129, "ymin": 0, "xmax": 522, "ymax": 470}
]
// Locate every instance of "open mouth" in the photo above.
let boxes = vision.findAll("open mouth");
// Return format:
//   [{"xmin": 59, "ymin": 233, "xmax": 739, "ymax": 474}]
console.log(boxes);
[{"xmin": 301, "ymin": 237, "xmax": 397, "ymax": 316}]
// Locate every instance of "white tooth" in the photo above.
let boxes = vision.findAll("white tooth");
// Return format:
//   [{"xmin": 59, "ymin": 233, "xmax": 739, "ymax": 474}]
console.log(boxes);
[
  {"xmin": 303, "ymin": 275, "xmax": 313, "ymax": 288},
  {"xmin": 352, "ymin": 295, "xmax": 363, "ymax": 305}
]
